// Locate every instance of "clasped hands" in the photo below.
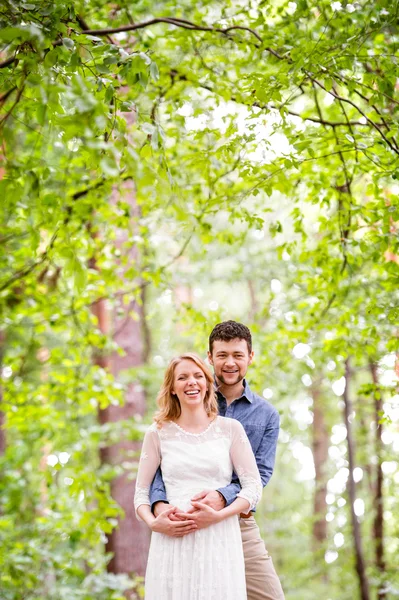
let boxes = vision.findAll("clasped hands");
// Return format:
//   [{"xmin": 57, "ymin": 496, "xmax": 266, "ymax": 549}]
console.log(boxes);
[{"xmin": 152, "ymin": 490, "xmax": 226, "ymax": 538}]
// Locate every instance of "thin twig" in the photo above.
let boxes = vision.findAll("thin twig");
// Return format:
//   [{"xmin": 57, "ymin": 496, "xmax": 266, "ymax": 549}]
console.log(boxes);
[
  {"xmin": 0, "ymin": 86, "xmax": 17, "ymax": 105},
  {"xmin": 0, "ymin": 230, "xmax": 59, "ymax": 292},
  {"xmin": 78, "ymin": 17, "xmax": 262, "ymax": 44},
  {"xmin": 0, "ymin": 83, "xmax": 25, "ymax": 127},
  {"xmin": 305, "ymin": 71, "xmax": 399, "ymax": 156}
]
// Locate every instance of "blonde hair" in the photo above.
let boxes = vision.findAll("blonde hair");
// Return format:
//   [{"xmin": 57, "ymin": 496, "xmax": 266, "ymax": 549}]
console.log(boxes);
[{"xmin": 154, "ymin": 353, "xmax": 218, "ymax": 426}]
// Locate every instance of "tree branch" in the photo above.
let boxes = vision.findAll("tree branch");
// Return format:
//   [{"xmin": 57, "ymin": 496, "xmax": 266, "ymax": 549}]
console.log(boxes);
[
  {"xmin": 0, "ymin": 16, "xmax": 278, "ymax": 70},
  {"xmin": 0, "ymin": 86, "xmax": 17, "ymax": 105},
  {"xmin": 0, "ymin": 55, "xmax": 16, "ymax": 69},
  {"xmin": 304, "ymin": 71, "xmax": 399, "ymax": 156},
  {"xmin": 262, "ymin": 103, "xmax": 380, "ymax": 128},
  {"xmin": 175, "ymin": 67, "xmax": 388, "ymax": 130},
  {"xmin": 0, "ymin": 230, "xmax": 58, "ymax": 292},
  {"xmin": 343, "ymin": 360, "xmax": 371, "ymax": 600},
  {"xmin": 0, "ymin": 83, "xmax": 25, "ymax": 127},
  {"xmin": 82, "ymin": 17, "xmax": 263, "ymax": 46}
]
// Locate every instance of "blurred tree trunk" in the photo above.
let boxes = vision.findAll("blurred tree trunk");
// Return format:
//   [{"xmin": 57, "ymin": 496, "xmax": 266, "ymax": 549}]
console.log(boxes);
[
  {"xmin": 0, "ymin": 153, "xmax": 6, "ymax": 457},
  {"xmin": 140, "ymin": 282, "xmax": 152, "ymax": 363},
  {"xmin": 91, "ymin": 183, "xmax": 150, "ymax": 583},
  {"xmin": 311, "ymin": 382, "xmax": 328, "ymax": 547},
  {"xmin": 343, "ymin": 360, "xmax": 370, "ymax": 600},
  {"xmin": 97, "ymin": 293, "xmax": 150, "ymax": 578},
  {"xmin": 247, "ymin": 279, "xmax": 258, "ymax": 322},
  {"xmin": 0, "ymin": 330, "xmax": 5, "ymax": 455},
  {"xmin": 0, "ymin": 410, "xmax": 5, "ymax": 456},
  {"xmin": 369, "ymin": 362, "xmax": 386, "ymax": 600},
  {"xmin": 175, "ymin": 283, "xmax": 193, "ymax": 305}
]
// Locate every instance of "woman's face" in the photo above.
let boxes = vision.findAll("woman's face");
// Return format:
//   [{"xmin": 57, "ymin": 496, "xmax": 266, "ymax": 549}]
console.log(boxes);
[{"xmin": 172, "ymin": 359, "xmax": 208, "ymax": 409}]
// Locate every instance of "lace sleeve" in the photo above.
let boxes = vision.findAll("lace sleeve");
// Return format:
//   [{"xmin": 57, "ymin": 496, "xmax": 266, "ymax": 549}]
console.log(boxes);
[
  {"xmin": 229, "ymin": 419, "xmax": 262, "ymax": 511},
  {"xmin": 134, "ymin": 424, "xmax": 161, "ymax": 520}
]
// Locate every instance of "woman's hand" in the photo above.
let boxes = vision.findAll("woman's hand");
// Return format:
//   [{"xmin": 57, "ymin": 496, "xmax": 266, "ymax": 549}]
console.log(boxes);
[
  {"xmin": 150, "ymin": 506, "xmax": 198, "ymax": 537},
  {"xmin": 176, "ymin": 501, "xmax": 222, "ymax": 530}
]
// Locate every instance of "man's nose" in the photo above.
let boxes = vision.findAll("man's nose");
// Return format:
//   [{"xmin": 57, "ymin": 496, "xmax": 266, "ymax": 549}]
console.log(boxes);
[{"xmin": 225, "ymin": 356, "xmax": 235, "ymax": 366}]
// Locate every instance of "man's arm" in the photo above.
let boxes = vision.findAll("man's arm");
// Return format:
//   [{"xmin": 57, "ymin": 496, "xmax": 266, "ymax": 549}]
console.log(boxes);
[
  {"xmin": 216, "ymin": 479, "xmax": 241, "ymax": 508},
  {"xmin": 216, "ymin": 409, "xmax": 280, "ymax": 506},
  {"xmin": 190, "ymin": 408, "xmax": 280, "ymax": 516},
  {"xmin": 255, "ymin": 409, "xmax": 280, "ymax": 489},
  {"xmin": 149, "ymin": 466, "xmax": 169, "ymax": 512}
]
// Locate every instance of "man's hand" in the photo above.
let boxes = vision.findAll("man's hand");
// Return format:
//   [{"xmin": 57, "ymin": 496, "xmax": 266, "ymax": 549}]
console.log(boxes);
[
  {"xmin": 190, "ymin": 489, "xmax": 226, "ymax": 511},
  {"xmin": 150, "ymin": 506, "xmax": 198, "ymax": 537},
  {"xmin": 176, "ymin": 501, "xmax": 222, "ymax": 530}
]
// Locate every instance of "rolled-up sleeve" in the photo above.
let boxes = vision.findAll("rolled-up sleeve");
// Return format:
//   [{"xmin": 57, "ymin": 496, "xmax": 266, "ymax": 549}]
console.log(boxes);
[{"xmin": 149, "ymin": 467, "xmax": 169, "ymax": 510}]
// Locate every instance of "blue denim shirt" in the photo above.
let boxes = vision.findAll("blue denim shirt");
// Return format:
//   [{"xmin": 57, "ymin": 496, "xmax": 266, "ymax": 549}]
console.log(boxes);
[{"xmin": 149, "ymin": 380, "xmax": 280, "ymax": 510}]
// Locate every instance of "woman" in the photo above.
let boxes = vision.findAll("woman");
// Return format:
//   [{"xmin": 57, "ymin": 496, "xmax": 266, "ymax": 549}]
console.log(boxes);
[{"xmin": 134, "ymin": 353, "xmax": 262, "ymax": 600}]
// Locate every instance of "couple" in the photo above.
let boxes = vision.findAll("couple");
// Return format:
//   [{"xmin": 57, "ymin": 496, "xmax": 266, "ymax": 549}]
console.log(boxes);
[{"xmin": 134, "ymin": 321, "xmax": 285, "ymax": 600}]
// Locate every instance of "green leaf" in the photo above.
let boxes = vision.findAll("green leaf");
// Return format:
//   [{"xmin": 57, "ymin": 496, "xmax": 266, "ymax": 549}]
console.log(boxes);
[
  {"xmin": 324, "ymin": 78, "xmax": 333, "ymax": 91},
  {"xmin": 62, "ymin": 37, "xmax": 75, "ymax": 50},
  {"xmin": 150, "ymin": 61, "xmax": 159, "ymax": 82}
]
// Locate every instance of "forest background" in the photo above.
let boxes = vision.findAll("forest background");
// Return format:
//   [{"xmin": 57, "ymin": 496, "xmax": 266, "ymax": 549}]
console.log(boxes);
[{"xmin": 0, "ymin": 0, "xmax": 398, "ymax": 599}]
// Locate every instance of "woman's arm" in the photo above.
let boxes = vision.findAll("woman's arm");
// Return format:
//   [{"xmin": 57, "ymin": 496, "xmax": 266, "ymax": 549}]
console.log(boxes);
[
  {"xmin": 137, "ymin": 503, "xmax": 156, "ymax": 528},
  {"xmin": 230, "ymin": 419, "xmax": 263, "ymax": 511},
  {"xmin": 134, "ymin": 426, "xmax": 162, "ymax": 521}
]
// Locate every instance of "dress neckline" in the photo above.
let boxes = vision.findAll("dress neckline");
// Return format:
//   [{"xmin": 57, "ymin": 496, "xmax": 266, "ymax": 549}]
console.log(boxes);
[{"xmin": 171, "ymin": 416, "xmax": 218, "ymax": 437}]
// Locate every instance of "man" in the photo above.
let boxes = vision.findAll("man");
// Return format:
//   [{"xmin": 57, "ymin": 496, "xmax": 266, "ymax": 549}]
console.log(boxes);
[{"xmin": 150, "ymin": 320, "xmax": 285, "ymax": 600}]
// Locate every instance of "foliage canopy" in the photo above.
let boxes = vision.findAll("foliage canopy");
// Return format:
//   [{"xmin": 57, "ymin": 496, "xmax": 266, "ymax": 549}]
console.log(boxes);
[{"xmin": 1, "ymin": 0, "xmax": 398, "ymax": 598}]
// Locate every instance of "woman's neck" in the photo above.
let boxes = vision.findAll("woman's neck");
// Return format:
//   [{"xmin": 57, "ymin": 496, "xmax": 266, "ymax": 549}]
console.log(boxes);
[{"xmin": 175, "ymin": 405, "xmax": 213, "ymax": 433}]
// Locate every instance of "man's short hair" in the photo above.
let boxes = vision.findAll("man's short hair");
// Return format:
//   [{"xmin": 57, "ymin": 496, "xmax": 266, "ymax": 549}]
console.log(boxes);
[{"xmin": 209, "ymin": 320, "xmax": 252, "ymax": 354}]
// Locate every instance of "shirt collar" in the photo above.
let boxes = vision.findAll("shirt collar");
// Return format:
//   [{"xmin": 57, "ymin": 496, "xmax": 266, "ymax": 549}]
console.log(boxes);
[{"xmin": 215, "ymin": 378, "xmax": 254, "ymax": 403}]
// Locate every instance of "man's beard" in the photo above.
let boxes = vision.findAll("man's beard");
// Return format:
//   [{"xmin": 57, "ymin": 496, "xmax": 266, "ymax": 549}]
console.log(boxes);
[{"xmin": 217, "ymin": 372, "xmax": 243, "ymax": 386}]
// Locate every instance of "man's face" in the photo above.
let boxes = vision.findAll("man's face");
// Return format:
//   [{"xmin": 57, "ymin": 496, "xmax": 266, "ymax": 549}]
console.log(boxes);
[{"xmin": 208, "ymin": 338, "xmax": 254, "ymax": 386}]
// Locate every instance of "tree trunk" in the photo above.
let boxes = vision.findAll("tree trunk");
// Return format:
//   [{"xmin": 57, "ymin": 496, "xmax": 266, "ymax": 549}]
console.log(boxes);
[
  {"xmin": 247, "ymin": 278, "xmax": 258, "ymax": 322},
  {"xmin": 91, "ymin": 185, "xmax": 150, "ymax": 582},
  {"xmin": 98, "ymin": 293, "xmax": 150, "ymax": 578},
  {"xmin": 343, "ymin": 359, "xmax": 370, "ymax": 600},
  {"xmin": 311, "ymin": 382, "xmax": 329, "ymax": 547},
  {"xmin": 0, "ymin": 410, "xmax": 5, "ymax": 455},
  {"xmin": 0, "ymin": 330, "xmax": 6, "ymax": 455},
  {"xmin": 140, "ymin": 282, "xmax": 152, "ymax": 364},
  {"xmin": 369, "ymin": 361, "xmax": 386, "ymax": 600}
]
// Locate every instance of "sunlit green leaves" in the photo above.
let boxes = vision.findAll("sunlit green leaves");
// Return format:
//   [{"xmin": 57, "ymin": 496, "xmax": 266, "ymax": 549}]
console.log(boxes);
[{"xmin": 1, "ymin": 0, "xmax": 399, "ymax": 598}]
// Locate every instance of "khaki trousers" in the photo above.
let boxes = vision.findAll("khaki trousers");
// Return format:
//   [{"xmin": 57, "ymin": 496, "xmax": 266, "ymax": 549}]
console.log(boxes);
[{"xmin": 239, "ymin": 516, "xmax": 285, "ymax": 600}]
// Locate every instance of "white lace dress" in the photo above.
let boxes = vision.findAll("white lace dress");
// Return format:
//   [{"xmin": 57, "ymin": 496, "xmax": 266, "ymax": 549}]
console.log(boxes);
[{"xmin": 134, "ymin": 416, "xmax": 262, "ymax": 600}]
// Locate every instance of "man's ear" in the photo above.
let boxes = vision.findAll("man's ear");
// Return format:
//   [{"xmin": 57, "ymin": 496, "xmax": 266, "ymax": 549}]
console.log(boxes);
[
  {"xmin": 249, "ymin": 351, "xmax": 254, "ymax": 364},
  {"xmin": 207, "ymin": 350, "xmax": 213, "ymax": 365}
]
